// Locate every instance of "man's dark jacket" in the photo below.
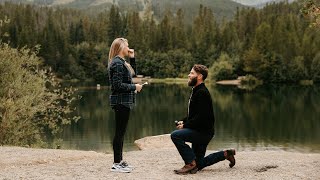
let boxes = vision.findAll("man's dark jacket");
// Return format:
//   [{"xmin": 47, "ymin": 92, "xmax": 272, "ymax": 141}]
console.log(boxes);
[{"xmin": 182, "ymin": 83, "xmax": 215, "ymax": 136}]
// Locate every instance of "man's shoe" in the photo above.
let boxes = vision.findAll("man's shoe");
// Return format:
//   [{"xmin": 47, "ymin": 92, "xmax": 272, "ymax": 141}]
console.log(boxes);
[
  {"xmin": 224, "ymin": 149, "xmax": 236, "ymax": 168},
  {"xmin": 189, "ymin": 167, "xmax": 198, "ymax": 174},
  {"xmin": 111, "ymin": 163, "xmax": 132, "ymax": 173},
  {"xmin": 174, "ymin": 160, "xmax": 198, "ymax": 175}
]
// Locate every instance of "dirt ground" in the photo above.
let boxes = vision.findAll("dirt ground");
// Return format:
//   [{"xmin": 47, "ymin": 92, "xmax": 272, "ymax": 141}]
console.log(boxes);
[{"xmin": 1, "ymin": 135, "xmax": 319, "ymax": 180}]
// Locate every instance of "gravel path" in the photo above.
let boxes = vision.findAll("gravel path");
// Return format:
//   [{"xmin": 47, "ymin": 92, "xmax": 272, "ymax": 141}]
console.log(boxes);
[{"xmin": 0, "ymin": 136, "xmax": 319, "ymax": 179}]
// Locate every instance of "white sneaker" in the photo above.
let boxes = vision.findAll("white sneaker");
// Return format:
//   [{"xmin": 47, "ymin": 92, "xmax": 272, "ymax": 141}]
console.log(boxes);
[
  {"xmin": 111, "ymin": 163, "xmax": 132, "ymax": 173},
  {"xmin": 119, "ymin": 160, "xmax": 134, "ymax": 169}
]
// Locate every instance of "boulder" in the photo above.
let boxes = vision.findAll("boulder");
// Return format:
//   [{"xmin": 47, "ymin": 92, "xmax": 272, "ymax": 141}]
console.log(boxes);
[{"xmin": 134, "ymin": 134, "xmax": 174, "ymax": 150}]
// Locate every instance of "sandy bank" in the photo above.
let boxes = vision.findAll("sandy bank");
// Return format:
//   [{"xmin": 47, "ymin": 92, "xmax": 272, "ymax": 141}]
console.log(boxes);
[
  {"xmin": 216, "ymin": 79, "xmax": 241, "ymax": 85},
  {"xmin": 0, "ymin": 134, "xmax": 319, "ymax": 179}
]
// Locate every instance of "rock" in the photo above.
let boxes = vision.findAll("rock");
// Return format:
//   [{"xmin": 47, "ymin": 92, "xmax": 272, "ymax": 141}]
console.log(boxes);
[
  {"xmin": 134, "ymin": 134, "xmax": 175, "ymax": 150},
  {"xmin": 134, "ymin": 134, "xmax": 191, "ymax": 150}
]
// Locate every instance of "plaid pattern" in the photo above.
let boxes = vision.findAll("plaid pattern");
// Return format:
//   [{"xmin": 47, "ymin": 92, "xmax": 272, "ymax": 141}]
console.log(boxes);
[{"xmin": 108, "ymin": 56, "xmax": 136, "ymax": 109}]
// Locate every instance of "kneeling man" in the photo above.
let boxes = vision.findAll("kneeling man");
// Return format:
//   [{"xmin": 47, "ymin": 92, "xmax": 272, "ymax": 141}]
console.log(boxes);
[{"xmin": 171, "ymin": 64, "xmax": 236, "ymax": 174}]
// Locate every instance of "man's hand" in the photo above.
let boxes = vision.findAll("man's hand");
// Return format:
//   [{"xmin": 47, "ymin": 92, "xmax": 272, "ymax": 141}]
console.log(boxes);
[{"xmin": 176, "ymin": 121, "xmax": 184, "ymax": 129}]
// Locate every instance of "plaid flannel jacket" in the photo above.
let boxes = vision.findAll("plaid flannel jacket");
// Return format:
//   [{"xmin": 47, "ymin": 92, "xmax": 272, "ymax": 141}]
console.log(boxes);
[{"xmin": 108, "ymin": 56, "xmax": 136, "ymax": 109}]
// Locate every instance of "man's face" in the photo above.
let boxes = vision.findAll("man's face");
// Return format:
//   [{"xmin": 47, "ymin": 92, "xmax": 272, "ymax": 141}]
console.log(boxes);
[{"xmin": 188, "ymin": 68, "xmax": 198, "ymax": 87}]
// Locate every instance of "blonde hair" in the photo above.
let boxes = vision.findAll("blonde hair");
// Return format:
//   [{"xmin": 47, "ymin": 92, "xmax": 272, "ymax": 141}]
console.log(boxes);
[
  {"xmin": 108, "ymin": 38, "xmax": 135, "ymax": 75},
  {"xmin": 108, "ymin": 38, "xmax": 128, "ymax": 63}
]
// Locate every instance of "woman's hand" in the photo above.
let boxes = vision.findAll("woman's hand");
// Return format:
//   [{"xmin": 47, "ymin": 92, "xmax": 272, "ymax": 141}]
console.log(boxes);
[
  {"xmin": 135, "ymin": 84, "xmax": 142, "ymax": 92},
  {"xmin": 128, "ymin": 49, "xmax": 135, "ymax": 58}
]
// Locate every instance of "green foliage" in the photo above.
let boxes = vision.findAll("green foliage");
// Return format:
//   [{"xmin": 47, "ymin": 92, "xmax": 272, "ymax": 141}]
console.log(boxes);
[
  {"xmin": 107, "ymin": 5, "xmax": 124, "ymax": 45},
  {"xmin": 9, "ymin": 0, "xmax": 245, "ymax": 22},
  {"xmin": 287, "ymin": 56, "xmax": 309, "ymax": 82},
  {"xmin": 0, "ymin": 1, "xmax": 319, "ymax": 83},
  {"xmin": 253, "ymin": 22, "xmax": 272, "ymax": 54},
  {"xmin": 191, "ymin": 5, "xmax": 219, "ymax": 65},
  {"xmin": 138, "ymin": 49, "xmax": 194, "ymax": 78},
  {"xmin": 311, "ymin": 52, "xmax": 320, "ymax": 82},
  {"xmin": 240, "ymin": 74, "xmax": 260, "ymax": 85},
  {"xmin": 301, "ymin": 0, "xmax": 320, "ymax": 27},
  {"xmin": 0, "ymin": 43, "xmax": 79, "ymax": 147},
  {"xmin": 74, "ymin": 42, "xmax": 109, "ymax": 82},
  {"xmin": 209, "ymin": 53, "xmax": 237, "ymax": 81},
  {"xmin": 239, "ymin": 74, "xmax": 263, "ymax": 90},
  {"xmin": 242, "ymin": 47, "xmax": 263, "ymax": 73}
]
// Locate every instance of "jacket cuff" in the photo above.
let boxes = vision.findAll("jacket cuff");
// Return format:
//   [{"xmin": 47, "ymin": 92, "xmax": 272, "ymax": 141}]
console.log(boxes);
[
  {"xmin": 130, "ymin": 57, "xmax": 135, "ymax": 63},
  {"xmin": 183, "ymin": 123, "xmax": 190, "ymax": 129},
  {"xmin": 130, "ymin": 84, "xmax": 136, "ymax": 91}
]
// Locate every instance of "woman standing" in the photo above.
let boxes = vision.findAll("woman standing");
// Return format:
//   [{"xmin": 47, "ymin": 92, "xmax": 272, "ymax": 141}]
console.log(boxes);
[{"xmin": 108, "ymin": 38, "xmax": 142, "ymax": 173}]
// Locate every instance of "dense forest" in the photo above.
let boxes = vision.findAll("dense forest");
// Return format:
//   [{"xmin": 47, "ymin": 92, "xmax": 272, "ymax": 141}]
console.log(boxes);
[
  {"xmin": 0, "ymin": 0, "xmax": 319, "ymax": 83},
  {"xmin": 0, "ymin": 0, "xmax": 244, "ymax": 21}
]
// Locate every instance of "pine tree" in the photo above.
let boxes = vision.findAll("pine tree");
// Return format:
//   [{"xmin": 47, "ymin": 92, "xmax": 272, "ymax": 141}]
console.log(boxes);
[
  {"xmin": 75, "ymin": 19, "xmax": 85, "ymax": 44},
  {"xmin": 242, "ymin": 47, "xmax": 263, "ymax": 74},
  {"xmin": 126, "ymin": 11, "xmax": 143, "ymax": 50},
  {"xmin": 253, "ymin": 22, "xmax": 272, "ymax": 54},
  {"xmin": 107, "ymin": 5, "xmax": 122, "ymax": 45},
  {"xmin": 172, "ymin": 8, "xmax": 186, "ymax": 49}
]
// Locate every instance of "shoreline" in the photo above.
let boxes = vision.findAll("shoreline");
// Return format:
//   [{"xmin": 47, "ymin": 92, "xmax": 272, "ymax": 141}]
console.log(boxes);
[
  {"xmin": 215, "ymin": 79, "xmax": 241, "ymax": 85},
  {"xmin": 1, "ymin": 134, "xmax": 319, "ymax": 179},
  {"xmin": 133, "ymin": 77, "xmax": 188, "ymax": 84}
]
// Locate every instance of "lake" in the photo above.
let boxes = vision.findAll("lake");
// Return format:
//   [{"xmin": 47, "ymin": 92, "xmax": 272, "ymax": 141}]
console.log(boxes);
[{"xmin": 60, "ymin": 83, "xmax": 320, "ymax": 153}]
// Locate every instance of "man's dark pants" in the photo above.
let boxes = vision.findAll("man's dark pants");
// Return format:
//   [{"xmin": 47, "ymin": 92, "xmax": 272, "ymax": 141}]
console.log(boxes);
[{"xmin": 171, "ymin": 128, "xmax": 225, "ymax": 170}]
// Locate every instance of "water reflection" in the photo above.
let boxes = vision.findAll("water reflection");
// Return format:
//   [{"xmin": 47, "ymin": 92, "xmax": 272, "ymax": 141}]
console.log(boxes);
[
  {"xmin": 60, "ymin": 83, "xmax": 320, "ymax": 153},
  {"xmin": 210, "ymin": 85, "xmax": 320, "ymax": 152}
]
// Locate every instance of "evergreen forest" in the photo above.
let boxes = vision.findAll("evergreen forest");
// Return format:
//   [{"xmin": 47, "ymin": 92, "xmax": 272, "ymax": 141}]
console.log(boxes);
[{"xmin": 0, "ymin": 0, "xmax": 319, "ymax": 84}]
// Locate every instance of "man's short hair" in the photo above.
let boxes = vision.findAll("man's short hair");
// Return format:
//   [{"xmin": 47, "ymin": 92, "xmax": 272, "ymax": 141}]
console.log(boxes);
[{"xmin": 193, "ymin": 64, "xmax": 208, "ymax": 80}]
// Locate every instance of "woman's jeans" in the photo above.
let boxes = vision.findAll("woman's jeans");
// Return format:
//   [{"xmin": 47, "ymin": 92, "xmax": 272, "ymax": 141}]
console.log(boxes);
[
  {"xmin": 171, "ymin": 128, "xmax": 225, "ymax": 170},
  {"xmin": 113, "ymin": 105, "xmax": 130, "ymax": 163}
]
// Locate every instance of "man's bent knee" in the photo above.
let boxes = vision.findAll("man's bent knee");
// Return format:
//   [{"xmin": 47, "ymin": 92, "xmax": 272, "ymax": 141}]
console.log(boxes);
[{"xmin": 171, "ymin": 130, "xmax": 181, "ymax": 141}]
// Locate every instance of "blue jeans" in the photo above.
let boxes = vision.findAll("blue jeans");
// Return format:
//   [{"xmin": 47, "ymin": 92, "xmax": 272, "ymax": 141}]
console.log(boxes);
[{"xmin": 171, "ymin": 128, "xmax": 225, "ymax": 170}]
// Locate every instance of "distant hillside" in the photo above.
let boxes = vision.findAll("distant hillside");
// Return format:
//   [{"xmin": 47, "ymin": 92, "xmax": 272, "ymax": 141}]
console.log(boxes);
[
  {"xmin": 0, "ymin": 0, "xmax": 246, "ymax": 21},
  {"xmin": 232, "ymin": 0, "xmax": 296, "ymax": 7}
]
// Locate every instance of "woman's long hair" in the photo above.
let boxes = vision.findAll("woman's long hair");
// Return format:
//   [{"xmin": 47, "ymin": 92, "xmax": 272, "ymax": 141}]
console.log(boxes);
[
  {"xmin": 108, "ymin": 38, "xmax": 135, "ymax": 75},
  {"xmin": 108, "ymin": 38, "xmax": 127, "ymax": 63}
]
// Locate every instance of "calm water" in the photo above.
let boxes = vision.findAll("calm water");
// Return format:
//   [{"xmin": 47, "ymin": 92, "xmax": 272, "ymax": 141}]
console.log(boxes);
[{"xmin": 60, "ymin": 83, "xmax": 320, "ymax": 153}]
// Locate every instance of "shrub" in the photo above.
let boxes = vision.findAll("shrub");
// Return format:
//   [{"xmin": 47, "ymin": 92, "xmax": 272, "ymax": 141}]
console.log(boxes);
[
  {"xmin": 311, "ymin": 52, "xmax": 320, "ymax": 82},
  {"xmin": 240, "ymin": 74, "xmax": 263, "ymax": 85},
  {"xmin": 0, "ymin": 43, "xmax": 79, "ymax": 147},
  {"xmin": 209, "ymin": 53, "xmax": 237, "ymax": 81}
]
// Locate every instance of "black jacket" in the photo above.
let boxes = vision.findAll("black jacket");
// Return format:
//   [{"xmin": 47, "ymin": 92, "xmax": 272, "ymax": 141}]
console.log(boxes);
[{"xmin": 182, "ymin": 83, "xmax": 215, "ymax": 136}]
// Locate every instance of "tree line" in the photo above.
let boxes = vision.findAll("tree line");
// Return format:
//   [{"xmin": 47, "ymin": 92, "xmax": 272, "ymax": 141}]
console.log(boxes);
[{"xmin": 0, "ymin": 1, "xmax": 319, "ymax": 83}]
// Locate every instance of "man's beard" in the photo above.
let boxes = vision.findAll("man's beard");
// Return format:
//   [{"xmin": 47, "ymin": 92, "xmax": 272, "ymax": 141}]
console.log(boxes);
[{"xmin": 188, "ymin": 76, "xmax": 197, "ymax": 86}]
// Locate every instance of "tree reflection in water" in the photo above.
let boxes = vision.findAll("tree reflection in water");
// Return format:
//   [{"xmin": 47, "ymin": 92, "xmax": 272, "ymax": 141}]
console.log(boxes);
[{"xmin": 60, "ymin": 83, "xmax": 320, "ymax": 153}]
